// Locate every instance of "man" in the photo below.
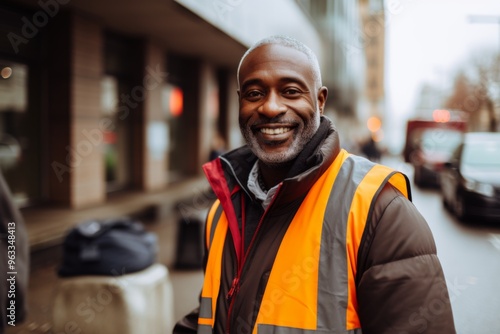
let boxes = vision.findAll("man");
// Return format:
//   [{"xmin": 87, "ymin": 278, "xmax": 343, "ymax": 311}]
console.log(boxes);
[{"xmin": 174, "ymin": 35, "xmax": 455, "ymax": 333}]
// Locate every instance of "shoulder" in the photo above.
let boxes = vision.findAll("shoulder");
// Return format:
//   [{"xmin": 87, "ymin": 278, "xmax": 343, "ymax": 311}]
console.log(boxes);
[
  {"xmin": 355, "ymin": 184, "xmax": 456, "ymax": 333},
  {"xmin": 359, "ymin": 183, "xmax": 437, "ymax": 269}
]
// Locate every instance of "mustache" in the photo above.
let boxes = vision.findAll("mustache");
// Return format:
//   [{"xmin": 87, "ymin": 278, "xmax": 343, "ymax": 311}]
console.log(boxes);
[{"xmin": 250, "ymin": 116, "xmax": 299, "ymax": 127}]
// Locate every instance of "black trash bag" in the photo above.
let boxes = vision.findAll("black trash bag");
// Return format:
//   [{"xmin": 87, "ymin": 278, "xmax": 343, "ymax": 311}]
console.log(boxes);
[
  {"xmin": 175, "ymin": 216, "xmax": 204, "ymax": 270},
  {"xmin": 58, "ymin": 217, "xmax": 158, "ymax": 277}
]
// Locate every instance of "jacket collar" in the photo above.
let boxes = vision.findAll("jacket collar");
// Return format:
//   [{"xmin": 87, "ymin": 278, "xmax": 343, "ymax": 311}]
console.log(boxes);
[{"xmin": 203, "ymin": 116, "xmax": 341, "ymax": 207}]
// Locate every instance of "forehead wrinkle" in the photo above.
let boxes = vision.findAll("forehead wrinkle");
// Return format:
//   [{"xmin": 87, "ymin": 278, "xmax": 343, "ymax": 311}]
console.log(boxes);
[
  {"xmin": 240, "ymin": 73, "xmax": 310, "ymax": 92},
  {"xmin": 238, "ymin": 41, "xmax": 322, "ymax": 89},
  {"xmin": 245, "ymin": 48, "xmax": 310, "ymax": 71},
  {"xmin": 238, "ymin": 44, "xmax": 316, "ymax": 85},
  {"xmin": 240, "ymin": 62, "xmax": 314, "ymax": 92}
]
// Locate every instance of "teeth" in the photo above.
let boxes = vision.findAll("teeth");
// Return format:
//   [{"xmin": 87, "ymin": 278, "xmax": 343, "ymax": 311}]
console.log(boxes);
[{"xmin": 260, "ymin": 127, "xmax": 291, "ymax": 135}]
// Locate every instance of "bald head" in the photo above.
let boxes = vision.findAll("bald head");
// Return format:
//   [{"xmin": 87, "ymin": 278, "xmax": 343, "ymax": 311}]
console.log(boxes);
[{"xmin": 237, "ymin": 35, "xmax": 322, "ymax": 89}]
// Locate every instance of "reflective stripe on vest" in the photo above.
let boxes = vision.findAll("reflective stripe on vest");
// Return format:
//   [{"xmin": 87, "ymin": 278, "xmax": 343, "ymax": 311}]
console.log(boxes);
[
  {"xmin": 198, "ymin": 150, "xmax": 410, "ymax": 333},
  {"xmin": 198, "ymin": 199, "xmax": 228, "ymax": 330}
]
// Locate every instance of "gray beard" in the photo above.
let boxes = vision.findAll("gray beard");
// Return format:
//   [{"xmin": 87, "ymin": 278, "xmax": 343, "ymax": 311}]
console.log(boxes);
[{"xmin": 240, "ymin": 112, "xmax": 320, "ymax": 166}]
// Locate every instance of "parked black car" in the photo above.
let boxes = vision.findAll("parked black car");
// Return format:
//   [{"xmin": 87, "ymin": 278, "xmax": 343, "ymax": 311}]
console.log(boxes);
[{"xmin": 440, "ymin": 132, "xmax": 500, "ymax": 222}]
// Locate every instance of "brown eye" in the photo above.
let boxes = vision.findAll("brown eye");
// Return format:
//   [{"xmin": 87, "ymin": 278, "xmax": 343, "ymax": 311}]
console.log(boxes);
[
  {"xmin": 244, "ymin": 90, "xmax": 264, "ymax": 101},
  {"xmin": 283, "ymin": 88, "xmax": 301, "ymax": 96}
]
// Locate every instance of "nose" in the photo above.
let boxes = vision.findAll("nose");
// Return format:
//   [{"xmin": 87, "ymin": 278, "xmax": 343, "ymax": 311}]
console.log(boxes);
[{"xmin": 257, "ymin": 91, "xmax": 287, "ymax": 118}]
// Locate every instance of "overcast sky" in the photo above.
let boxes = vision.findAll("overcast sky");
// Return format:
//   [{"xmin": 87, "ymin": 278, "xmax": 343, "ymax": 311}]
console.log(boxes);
[{"xmin": 385, "ymin": 0, "xmax": 500, "ymax": 150}]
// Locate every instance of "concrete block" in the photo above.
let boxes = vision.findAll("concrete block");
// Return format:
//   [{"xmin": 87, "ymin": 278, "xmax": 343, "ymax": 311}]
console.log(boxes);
[{"xmin": 52, "ymin": 264, "xmax": 174, "ymax": 334}]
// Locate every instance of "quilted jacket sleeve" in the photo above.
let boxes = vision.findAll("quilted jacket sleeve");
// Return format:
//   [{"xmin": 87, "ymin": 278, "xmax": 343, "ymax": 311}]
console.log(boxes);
[
  {"xmin": 356, "ymin": 184, "xmax": 456, "ymax": 334},
  {"xmin": 172, "ymin": 307, "xmax": 200, "ymax": 334}
]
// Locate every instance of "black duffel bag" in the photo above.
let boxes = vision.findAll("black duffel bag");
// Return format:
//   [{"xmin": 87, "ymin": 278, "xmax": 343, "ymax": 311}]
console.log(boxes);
[{"xmin": 58, "ymin": 217, "xmax": 158, "ymax": 277}]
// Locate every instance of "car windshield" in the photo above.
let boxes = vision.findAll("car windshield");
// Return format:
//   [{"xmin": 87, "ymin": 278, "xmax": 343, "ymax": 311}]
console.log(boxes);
[
  {"xmin": 418, "ymin": 129, "xmax": 463, "ymax": 154},
  {"xmin": 462, "ymin": 140, "xmax": 500, "ymax": 167}
]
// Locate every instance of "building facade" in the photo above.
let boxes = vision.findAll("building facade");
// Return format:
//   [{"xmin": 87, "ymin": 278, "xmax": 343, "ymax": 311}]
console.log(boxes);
[
  {"xmin": 297, "ymin": 0, "xmax": 386, "ymax": 149},
  {"xmin": 0, "ymin": 0, "xmax": 370, "ymax": 252}
]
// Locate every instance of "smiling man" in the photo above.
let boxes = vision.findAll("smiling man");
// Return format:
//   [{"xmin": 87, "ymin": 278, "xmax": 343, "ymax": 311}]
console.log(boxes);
[
  {"xmin": 174, "ymin": 35, "xmax": 456, "ymax": 334},
  {"xmin": 237, "ymin": 40, "xmax": 327, "ymax": 196}
]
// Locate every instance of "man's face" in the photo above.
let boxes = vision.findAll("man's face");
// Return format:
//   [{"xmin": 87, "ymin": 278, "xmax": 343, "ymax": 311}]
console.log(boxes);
[{"xmin": 238, "ymin": 44, "xmax": 327, "ymax": 165}]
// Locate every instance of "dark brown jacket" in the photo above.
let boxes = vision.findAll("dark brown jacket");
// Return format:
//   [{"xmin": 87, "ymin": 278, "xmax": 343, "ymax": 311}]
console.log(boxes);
[{"xmin": 174, "ymin": 119, "xmax": 456, "ymax": 333}]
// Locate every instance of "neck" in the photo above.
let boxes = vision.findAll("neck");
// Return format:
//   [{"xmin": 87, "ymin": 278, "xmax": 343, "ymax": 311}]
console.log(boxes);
[{"xmin": 258, "ymin": 160, "xmax": 293, "ymax": 190}]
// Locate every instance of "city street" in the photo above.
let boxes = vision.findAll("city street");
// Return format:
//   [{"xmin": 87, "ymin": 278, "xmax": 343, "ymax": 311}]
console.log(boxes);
[
  {"xmin": 383, "ymin": 155, "xmax": 500, "ymax": 333},
  {"xmin": 6, "ymin": 155, "xmax": 500, "ymax": 334},
  {"xmin": 2, "ymin": 0, "xmax": 500, "ymax": 333}
]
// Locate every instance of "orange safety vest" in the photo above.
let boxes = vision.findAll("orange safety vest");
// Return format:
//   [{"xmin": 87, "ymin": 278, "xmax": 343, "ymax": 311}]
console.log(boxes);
[{"xmin": 198, "ymin": 150, "xmax": 410, "ymax": 333}]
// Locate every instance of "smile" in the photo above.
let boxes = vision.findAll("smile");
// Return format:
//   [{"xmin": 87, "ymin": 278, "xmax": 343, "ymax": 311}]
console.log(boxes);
[{"xmin": 260, "ymin": 127, "xmax": 293, "ymax": 135}]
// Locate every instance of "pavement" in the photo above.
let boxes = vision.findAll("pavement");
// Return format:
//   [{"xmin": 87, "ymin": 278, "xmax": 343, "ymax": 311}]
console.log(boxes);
[{"xmin": 5, "ymin": 209, "xmax": 206, "ymax": 334}]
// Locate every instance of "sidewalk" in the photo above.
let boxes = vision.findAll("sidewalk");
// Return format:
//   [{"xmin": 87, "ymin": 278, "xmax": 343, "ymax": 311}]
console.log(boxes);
[
  {"xmin": 6, "ymin": 183, "xmax": 210, "ymax": 334},
  {"xmin": 6, "ymin": 265, "xmax": 203, "ymax": 334}
]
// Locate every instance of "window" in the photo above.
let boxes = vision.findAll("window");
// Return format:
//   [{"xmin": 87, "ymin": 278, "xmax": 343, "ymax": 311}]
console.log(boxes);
[
  {"xmin": 0, "ymin": 60, "xmax": 40, "ymax": 206},
  {"xmin": 100, "ymin": 75, "xmax": 132, "ymax": 192},
  {"xmin": 162, "ymin": 83, "xmax": 184, "ymax": 182},
  {"xmin": 102, "ymin": 31, "xmax": 141, "ymax": 192},
  {"xmin": 165, "ymin": 54, "xmax": 201, "ymax": 181}
]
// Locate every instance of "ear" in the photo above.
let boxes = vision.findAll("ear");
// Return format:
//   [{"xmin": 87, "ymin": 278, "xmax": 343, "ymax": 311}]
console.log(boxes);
[{"xmin": 317, "ymin": 86, "xmax": 328, "ymax": 114}]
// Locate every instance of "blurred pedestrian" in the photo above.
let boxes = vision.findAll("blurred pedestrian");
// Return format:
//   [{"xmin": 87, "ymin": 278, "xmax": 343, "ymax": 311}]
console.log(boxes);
[
  {"xmin": 208, "ymin": 132, "xmax": 227, "ymax": 161},
  {"xmin": 174, "ymin": 35, "xmax": 455, "ymax": 333},
  {"xmin": 0, "ymin": 169, "xmax": 29, "ymax": 330},
  {"xmin": 361, "ymin": 136, "xmax": 382, "ymax": 162}
]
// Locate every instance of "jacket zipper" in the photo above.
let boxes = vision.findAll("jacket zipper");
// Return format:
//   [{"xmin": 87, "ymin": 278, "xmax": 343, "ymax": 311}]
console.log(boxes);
[{"xmin": 225, "ymin": 184, "xmax": 282, "ymax": 334}]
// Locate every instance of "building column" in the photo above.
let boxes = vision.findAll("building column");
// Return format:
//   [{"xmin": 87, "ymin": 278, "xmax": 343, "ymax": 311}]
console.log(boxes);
[
  {"xmin": 198, "ymin": 62, "xmax": 219, "ymax": 167},
  {"xmin": 48, "ymin": 12, "xmax": 105, "ymax": 208},
  {"xmin": 142, "ymin": 42, "xmax": 168, "ymax": 191},
  {"xmin": 225, "ymin": 72, "xmax": 242, "ymax": 150}
]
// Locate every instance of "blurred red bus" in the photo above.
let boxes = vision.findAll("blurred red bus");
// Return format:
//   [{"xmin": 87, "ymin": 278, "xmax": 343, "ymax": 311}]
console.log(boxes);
[{"xmin": 403, "ymin": 119, "xmax": 467, "ymax": 186}]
